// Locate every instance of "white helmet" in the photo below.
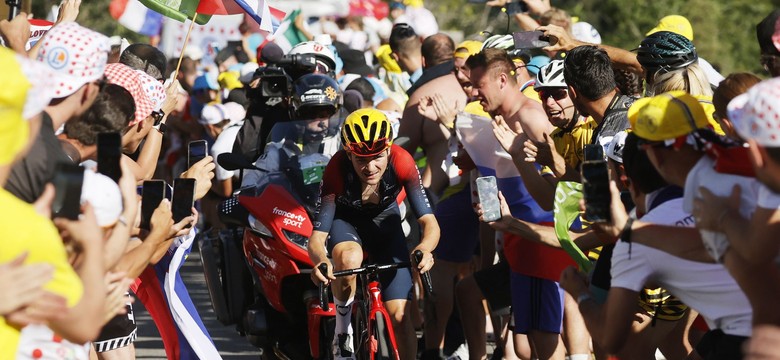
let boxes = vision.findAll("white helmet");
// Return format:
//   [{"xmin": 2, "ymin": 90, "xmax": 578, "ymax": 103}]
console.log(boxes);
[
  {"xmin": 571, "ymin": 22, "xmax": 602, "ymax": 45},
  {"xmin": 482, "ymin": 34, "xmax": 514, "ymax": 50},
  {"xmin": 289, "ymin": 41, "xmax": 337, "ymax": 71},
  {"xmin": 534, "ymin": 60, "xmax": 566, "ymax": 90}
]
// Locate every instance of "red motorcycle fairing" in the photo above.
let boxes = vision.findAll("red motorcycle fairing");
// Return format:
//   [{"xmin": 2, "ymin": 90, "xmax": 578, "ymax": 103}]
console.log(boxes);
[
  {"xmin": 239, "ymin": 183, "xmax": 313, "ymax": 265},
  {"xmin": 239, "ymin": 183, "xmax": 316, "ymax": 314}
]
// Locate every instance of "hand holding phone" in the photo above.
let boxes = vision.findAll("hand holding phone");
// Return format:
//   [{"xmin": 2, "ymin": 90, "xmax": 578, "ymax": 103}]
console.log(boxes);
[
  {"xmin": 52, "ymin": 163, "xmax": 84, "ymax": 220},
  {"xmin": 172, "ymin": 178, "xmax": 196, "ymax": 228},
  {"xmin": 581, "ymin": 144, "xmax": 611, "ymax": 223},
  {"xmin": 513, "ymin": 30, "xmax": 554, "ymax": 49},
  {"xmin": 476, "ymin": 176, "xmax": 501, "ymax": 222},
  {"xmin": 97, "ymin": 133, "xmax": 122, "ymax": 183},
  {"xmin": 188, "ymin": 140, "xmax": 208, "ymax": 169},
  {"xmin": 141, "ymin": 180, "xmax": 166, "ymax": 231}
]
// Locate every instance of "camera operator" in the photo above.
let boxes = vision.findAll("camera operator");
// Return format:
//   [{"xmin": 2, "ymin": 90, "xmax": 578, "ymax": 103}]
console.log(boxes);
[{"xmin": 233, "ymin": 40, "xmax": 340, "ymax": 164}]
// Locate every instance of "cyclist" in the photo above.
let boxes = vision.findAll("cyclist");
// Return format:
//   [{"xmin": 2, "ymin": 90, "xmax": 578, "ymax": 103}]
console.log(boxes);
[{"xmin": 309, "ymin": 108, "xmax": 439, "ymax": 360}]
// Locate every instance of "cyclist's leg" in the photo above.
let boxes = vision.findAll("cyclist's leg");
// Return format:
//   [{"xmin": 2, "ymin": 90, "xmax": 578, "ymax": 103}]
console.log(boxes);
[
  {"xmin": 365, "ymin": 204, "xmax": 417, "ymax": 360},
  {"xmin": 510, "ymin": 272, "xmax": 566, "ymax": 360},
  {"xmin": 328, "ymin": 219, "xmax": 366, "ymax": 359}
]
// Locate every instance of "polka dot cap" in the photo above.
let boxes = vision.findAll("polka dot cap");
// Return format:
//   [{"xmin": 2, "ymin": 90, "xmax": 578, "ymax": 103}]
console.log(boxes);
[
  {"xmin": 729, "ymin": 77, "xmax": 780, "ymax": 147},
  {"xmin": 35, "ymin": 22, "xmax": 110, "ymax": 98},
  {"xmin": 15, "ymin": 53, "xmax": 59, "ymax": 119},
  {"xmin": 104, "ymin": 63, "xmax": 155, "ymax": 126},
  {"xmin": 136, "ymin": 70, "xmax": 166, "ymax": 111}
]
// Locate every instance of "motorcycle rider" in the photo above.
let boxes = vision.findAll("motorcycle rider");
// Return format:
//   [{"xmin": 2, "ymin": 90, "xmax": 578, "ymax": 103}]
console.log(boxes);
[
  {"xmin": 309, "ymin": 109, "xmax": 439, "ymax": 360},
  {"xmin": 241, "ymin": 73, "xmax": 344, "ymax": 194}
]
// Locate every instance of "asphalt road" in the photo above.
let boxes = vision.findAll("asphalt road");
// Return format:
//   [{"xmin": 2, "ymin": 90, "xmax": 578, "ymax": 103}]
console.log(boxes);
[{"xmin": 134, "ymin": 246, "xmax": 261, "ymax": 359}]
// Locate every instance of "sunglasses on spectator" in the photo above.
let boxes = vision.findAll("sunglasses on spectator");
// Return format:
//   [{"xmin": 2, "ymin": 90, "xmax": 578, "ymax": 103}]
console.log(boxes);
[{"xmin": 538, "ymin": 89, "xmax": 568, "ymax": 101}]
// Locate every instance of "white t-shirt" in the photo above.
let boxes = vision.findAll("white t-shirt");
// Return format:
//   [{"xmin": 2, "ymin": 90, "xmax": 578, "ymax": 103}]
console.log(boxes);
[
  {"xmin": 610, "ymin": 190, "xmax": 753, "ymax": 337},
  {"xmin": 211, "ymin": 122, "xmax": 243, "ymax": 181},
  {"xmin": 683, "ymin": 156, "xmax": 780, "ymax": 261}
]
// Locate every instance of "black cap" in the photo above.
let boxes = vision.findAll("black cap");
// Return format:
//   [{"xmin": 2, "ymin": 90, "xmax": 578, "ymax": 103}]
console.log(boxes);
[
  {"xmin": 757, "ymin": 9, "xmax": 780, "ymax": 56},
  {"xmin": 340, "ymin": 49, "xmax": 374, "ymax": 76}
]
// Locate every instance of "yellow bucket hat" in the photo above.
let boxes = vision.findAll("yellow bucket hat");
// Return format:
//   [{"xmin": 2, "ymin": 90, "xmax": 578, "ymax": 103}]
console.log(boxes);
[
  {"xmin": 628, "ymin": 90, "xmax": 710, "ymax": 142},
  {"xmin": 0, "ymin": 47, "xmax": 31, "ymax": 165}
]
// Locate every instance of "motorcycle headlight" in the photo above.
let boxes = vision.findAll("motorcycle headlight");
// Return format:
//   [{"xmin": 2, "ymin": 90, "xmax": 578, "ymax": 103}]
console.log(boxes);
[
  {"xmin": 249, "ymin": 215, "xmax": 273, "ymax": 237},
  {"xmin": 282, "ymin": 229, "xmax": 309, "ymax": 249}
]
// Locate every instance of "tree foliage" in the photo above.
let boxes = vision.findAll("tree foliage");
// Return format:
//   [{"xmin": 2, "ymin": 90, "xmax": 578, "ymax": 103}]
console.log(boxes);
[{"xmin": 429, "ymin": 0, "xmax": 779, "ymax": 76}]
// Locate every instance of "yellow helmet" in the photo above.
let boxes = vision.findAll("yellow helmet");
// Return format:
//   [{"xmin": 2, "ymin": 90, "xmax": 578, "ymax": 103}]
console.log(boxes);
[{"xmin": 341, "ymin": 109, "xmax": 393, "ymax": 157}]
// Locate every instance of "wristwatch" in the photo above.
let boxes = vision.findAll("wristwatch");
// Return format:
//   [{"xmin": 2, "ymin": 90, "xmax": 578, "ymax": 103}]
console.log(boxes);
[{"xmin": 152, "ymin": 110, "xmax": 167, "ymax": 134}]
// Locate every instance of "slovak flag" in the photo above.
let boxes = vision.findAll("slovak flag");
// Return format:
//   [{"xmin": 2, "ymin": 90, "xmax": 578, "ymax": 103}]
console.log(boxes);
[
  {"xmin": 197, "ymin": 0, "xmax": 284, "ymax": 33},
  {"xmin": 109, "ymin": 0, "xmax": 164, "ymax": 36}
]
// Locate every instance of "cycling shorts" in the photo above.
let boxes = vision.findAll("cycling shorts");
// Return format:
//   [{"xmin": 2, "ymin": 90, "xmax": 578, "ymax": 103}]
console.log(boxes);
[{"xmin": 327, "ymin": 202, "xmax": 413, "ymax": 301}]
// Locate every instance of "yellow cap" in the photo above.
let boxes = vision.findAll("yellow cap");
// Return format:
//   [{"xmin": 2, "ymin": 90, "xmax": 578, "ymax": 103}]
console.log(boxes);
[
  {"xmin": 628, "ymin": 91, "xmax": 710, "ymax": 141},
  {"xmin": 454, "ymin": 40, "xmax": 482, "ymax": 60},
  {"xmin": 647, "ymin": 15, "xmax": 694, "ymax": 41},
  {"xmin": 376, "ymin": 44, "xmax": 402, "ymax": 74},
  {"xmin": 0, "ymin": 47, "xmax": 31, "ymax": 165},
  {"xmin": 217, "ymin": 71, "xmax": 244, "ymax": 91},
  {"xmin": 403, "ymin": 0, "xmax": 424, "ymax": 8}
]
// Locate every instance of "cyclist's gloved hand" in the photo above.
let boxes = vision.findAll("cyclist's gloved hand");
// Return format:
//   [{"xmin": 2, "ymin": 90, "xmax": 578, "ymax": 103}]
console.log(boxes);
[
  {"xmin": 411, "ymin": 249, "xmax": 434, "ymax": 274},
  {"xmin": 312, "ymin": 261, "xmax": 335, "ymax": 285}
]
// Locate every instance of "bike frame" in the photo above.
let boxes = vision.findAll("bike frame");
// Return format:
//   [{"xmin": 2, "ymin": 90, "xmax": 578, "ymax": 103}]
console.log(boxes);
[{"xmin": 359, "ymin": 271, "xmax": 400, "ymax": 360}]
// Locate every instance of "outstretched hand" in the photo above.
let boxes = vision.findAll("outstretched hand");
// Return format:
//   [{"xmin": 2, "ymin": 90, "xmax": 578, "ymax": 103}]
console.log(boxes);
[
  {"xmin": 56, "ymin": 0, "xmax": 82, "ymax": 24},
  {"xmin": 476, "ymin": 191, "xmax": 513, "ymax": 231},
  {"xmin": 523, "ymin": 132, "xmax": 556, "ymax": 167},
  {"xmin": 492, "ymin": 115, "xmax": 527, "ymax": 158},
  {"xmin": 0, "ymin": 13, "xmax": 31, "ymax": 53},
  {"xmin": 539, "ymin": 24, "xmax": 579, "ymax": 53},
  {"xmin": 418, "ymin": 93, "xmax": 460, "ymax": 128}
]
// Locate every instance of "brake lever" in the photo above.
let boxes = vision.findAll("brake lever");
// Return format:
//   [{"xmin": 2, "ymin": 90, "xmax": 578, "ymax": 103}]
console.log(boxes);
[
  {"xmin": 318, "ymin": 263, "xmax": 330, "ymax": 311},
  {"xmin": 412, "ymin": 250, "xmax": 434, "ymax": 296}
]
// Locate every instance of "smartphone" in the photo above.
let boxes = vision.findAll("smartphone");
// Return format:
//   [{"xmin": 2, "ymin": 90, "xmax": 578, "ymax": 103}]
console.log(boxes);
[
  {"xmin": 97, "ymin": 132, "xmax": 122, "ymax": 183},
  {"xmin": 583, "ymin": 143, "xmax": 605, "ymax": 162},
  {"xmin": 467, "ymin": 0, "xmax": 487, "ymax": 4},
  {"xmin": 476, "ymin": 176, "xmax": 501, "ymax": 222},
  {"xmin": 141, "ymin": 180, "xmax": 166, "ymax": 231},
  {"xmin": 513, "ymin": 30, "xmax": 551, "ymax": 49},
  {"xmin": 188, "ymin": 140, "xmax": 208, "ymax": 169},
  {"xmin": 172, "ymin": 178, "xmax": 196, "ymax": 227},
  {"xmin": 51, "ymin": 163, "xmax": 84, "ymax": 220},
  {"xmin": 505, "ymin": 1, "xmax": 528, "ymax": 14},
  {"xmin": 581, "ymin": 145, "xmax": 611, "ymax": 222}
]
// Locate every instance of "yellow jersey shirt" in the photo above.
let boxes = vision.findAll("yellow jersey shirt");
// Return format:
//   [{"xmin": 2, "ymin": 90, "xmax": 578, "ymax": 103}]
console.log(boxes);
[
  {"xmin": 550, "ymin": 117, "xmax": 598, "ymax": 171},
  {"xmin": 0, "ymin": 189, "xmax": 83, "ymax": 359}
]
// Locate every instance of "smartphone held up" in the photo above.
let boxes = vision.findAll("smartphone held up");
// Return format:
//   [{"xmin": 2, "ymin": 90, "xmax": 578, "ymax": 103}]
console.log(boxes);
[
  {"xmin": 476, "ymin": 176, "xmax": 502, "ymax": 222},
  {"xmin": 581, "ymin": 145, "xmax": 611, "ymax": 223}
]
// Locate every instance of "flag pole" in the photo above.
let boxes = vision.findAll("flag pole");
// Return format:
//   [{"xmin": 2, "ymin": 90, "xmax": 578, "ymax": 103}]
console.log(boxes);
[{"xmin": 173, "ymin": 12, "xmax": 199, "ymax": 80}]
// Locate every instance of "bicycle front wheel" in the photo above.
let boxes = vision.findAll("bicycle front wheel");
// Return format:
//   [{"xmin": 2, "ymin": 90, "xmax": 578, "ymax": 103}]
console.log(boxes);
[{"xmin": 372, "ymin": 312, "xmax": 398, "ymax": 360}]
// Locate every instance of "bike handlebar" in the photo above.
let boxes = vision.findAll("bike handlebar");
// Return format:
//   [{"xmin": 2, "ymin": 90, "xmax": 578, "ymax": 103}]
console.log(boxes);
[{"xmin": 317, "ymin": 252, "xmax": 435, "ymax": 311}]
